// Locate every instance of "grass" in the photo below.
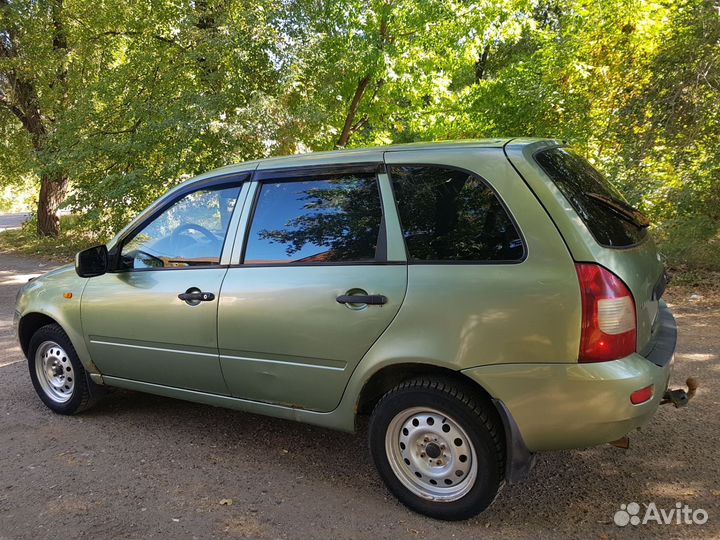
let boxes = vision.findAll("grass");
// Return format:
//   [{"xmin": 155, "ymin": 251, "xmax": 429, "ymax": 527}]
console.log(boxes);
[{"xmin": 0, "ymin": 215, "xmax": 103, "ymax": 263}]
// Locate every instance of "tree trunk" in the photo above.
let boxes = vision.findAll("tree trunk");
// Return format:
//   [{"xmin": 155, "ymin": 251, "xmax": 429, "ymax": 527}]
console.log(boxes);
[
  {"xmin": 475, "ymin": 45, "xmax": 490, "ymax": 81},
  {"xmin": 336, "ymin": 75, "xmax": 372, "ymax": 147},
  {"xmin": 37, "ymin": 173, "xmax": 68, "ymax": 237}
]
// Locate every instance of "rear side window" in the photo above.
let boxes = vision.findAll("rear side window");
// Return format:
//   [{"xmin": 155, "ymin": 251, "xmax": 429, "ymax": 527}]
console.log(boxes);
[
  {"xmin": 534, "ymin": 148, "xmax": 648, "ymax": 247},
  {"xmin": 244, "ymin": 174, "xmax": 383, "ymax": 264},
  {"xmin": 388, "ymin": 165, "xmax": 524, "ymax": 262}
]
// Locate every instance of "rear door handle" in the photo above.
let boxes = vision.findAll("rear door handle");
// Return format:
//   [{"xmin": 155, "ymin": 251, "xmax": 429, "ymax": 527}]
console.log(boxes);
[
  {"xmin": 178, "ymin": 290, "xmax": 215, "ymax": 303},
  {"xmin": 336, "ymin": 294, "xmax": 387, "ymax": 305}
]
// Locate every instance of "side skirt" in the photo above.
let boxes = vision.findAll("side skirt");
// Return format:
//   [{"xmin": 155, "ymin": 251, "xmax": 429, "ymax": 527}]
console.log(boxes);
[{"xmin": 102, "ymin": 376, "xmax": 356, "ymax": 433}]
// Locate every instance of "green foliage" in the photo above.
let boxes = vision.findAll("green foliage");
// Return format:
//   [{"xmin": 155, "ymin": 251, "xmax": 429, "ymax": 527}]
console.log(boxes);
[
  {"xmin": 1, "ymin": 0, "xmax": 718, "ymax": 269},
  {"xmin": 653, "ymin": 216, "xmax": 720, "ymax": 272},
  {"xmin": 0, "ymin": 174, "xmax": 34, "ymax": 212}
]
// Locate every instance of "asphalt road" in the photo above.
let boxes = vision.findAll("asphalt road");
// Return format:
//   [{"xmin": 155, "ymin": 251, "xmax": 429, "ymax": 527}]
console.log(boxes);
[
  {"xmin": 0, "ymin": 251, "xmax": 718, "ymax": 539},
  {"xmin": 0, "ymin": 213, "xmax": 30, "ymax": 232}
]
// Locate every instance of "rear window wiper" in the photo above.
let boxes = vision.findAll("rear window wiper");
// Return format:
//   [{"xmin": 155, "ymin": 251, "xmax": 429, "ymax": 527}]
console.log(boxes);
[{"xmin": 586, "ymin": 192, "xmax": 650, "ymax": 228}]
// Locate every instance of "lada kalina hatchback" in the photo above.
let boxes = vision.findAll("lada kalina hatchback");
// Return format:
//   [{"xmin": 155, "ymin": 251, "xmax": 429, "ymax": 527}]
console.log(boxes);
[{"xmin": 15, "ymin": 139, "xmax": 689, "ymax": 520}]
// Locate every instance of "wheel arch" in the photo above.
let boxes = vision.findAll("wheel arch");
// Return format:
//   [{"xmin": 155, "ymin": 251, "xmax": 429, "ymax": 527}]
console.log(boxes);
[
  {"xmin": 17, "ymin": 311, "xmax": 100, "ymax": 378},
  {"xmin": 356, "ymin": 363, "xmax": 497, "ymax": 417},
  {"xmin": 18, "ymin": 312, "xmax": 58, "ymax": 357},
  {"xmin": 355, "ymin": 362, "xmax": 534, "ymax": 484}
]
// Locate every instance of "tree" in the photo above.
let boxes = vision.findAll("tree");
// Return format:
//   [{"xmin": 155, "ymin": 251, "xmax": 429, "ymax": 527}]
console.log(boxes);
[
  {"xmin": 1, "ymin": 0, "xmax": 281, "ymax": 236},
  {"xmin": 1, "ymin": 0, "xmax": 70, "ymax": 235},
  {"xmin": 0, "ymin": 0, "xmax": 718, "ymax": 261}
]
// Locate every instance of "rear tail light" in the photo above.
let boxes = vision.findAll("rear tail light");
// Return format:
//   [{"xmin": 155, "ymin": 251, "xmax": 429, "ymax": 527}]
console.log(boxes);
[{"xmin": 575, "ymin": 263, "xmax": 637, "ymax": 362}]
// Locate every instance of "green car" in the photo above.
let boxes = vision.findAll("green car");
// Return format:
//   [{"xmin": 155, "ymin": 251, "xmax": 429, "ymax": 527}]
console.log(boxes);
[{"xmin": 15, "ymin": 138, "xmax": 680, "ymax": 520}]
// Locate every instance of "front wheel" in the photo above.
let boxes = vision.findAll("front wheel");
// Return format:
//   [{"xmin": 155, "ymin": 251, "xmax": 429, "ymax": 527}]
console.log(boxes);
[
  {"xmin": 369, "ymin": 378, "xmax": 504, "ymax": 520},
  {"xmin": 27, "ymin": 324, "xmax": 100, "ymax": 415}
]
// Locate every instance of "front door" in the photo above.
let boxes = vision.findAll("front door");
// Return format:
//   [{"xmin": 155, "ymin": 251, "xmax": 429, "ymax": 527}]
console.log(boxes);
[
  {"xmin": 82, "ymin": 181, "xmax": 245, "ymax": 394},
  {"xmin": 218, "ymin": 167, "xmax": 407, "ymax": 412}
]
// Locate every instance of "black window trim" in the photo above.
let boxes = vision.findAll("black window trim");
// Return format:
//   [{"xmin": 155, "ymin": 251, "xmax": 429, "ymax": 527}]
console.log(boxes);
[
  {"xmin": 384, "ymin": 162, "xmax": 528, "ymax": 265},
  {"xmin": 237, "ymin": 163, "xmax": 391, "ymax": 267},
  {"xmin": 532, "ymin": 146, "xmax": 650, "ymax": 250},
  {"xmin": 108, "ymin": 172, "xmax": 250, "ymax": 273},
  {"xmin": 254, "ymin": 162, "xmax": 384, "ymax": 181}
]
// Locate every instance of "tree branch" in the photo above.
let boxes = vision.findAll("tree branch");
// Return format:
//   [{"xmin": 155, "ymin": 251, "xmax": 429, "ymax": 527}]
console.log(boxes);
[
  {"xmin": 335, "ymin": 4, "xmax": 393, "ymax": 148},
  {"xmin": 0, "ymin": 92, "xmax": 28, "ymax": 125},
  {"xmin": 336, "ymin": 74, "xmax": 372, "ymax": 147}
]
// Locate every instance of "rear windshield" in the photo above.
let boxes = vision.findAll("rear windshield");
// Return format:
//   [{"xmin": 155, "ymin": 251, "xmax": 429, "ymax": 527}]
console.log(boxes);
[{"xmin": 535, "ymin": 148, "xmax": 648, "ymax": 247}]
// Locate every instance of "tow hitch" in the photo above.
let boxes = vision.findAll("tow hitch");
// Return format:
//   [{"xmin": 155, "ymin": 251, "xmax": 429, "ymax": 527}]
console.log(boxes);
[
  {"xmin": 660, "ymin": 377, "xmax": 699, "ymax": 408},
  {"xmin": 610, "ymin": 378, "xmax": 699, "ymax": 450}
]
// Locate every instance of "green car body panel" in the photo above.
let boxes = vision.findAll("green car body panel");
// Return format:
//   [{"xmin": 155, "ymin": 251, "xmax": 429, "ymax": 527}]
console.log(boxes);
[
  {"xmin": 217, "ymin": 264, "xmax": 408, "ymax": 411},
  {"xmin": 15, "ymin": 264, "xmax": 92, "ymax": 369},
  {"xmin": 505, "ymin": 139, "xmax": 665, "ymax": 354},
  {"xmin": 15, "ymin": 138, "xmax": 675, "ymax": 455},
  {"xmin": 82, "ymin": 267, "xmax": 231, "ymax": 394}
]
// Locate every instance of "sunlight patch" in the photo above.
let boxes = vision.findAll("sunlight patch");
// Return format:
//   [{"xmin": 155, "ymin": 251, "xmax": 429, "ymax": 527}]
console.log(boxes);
[
  {"xmin": 0, "ymin": 273, "xmax": 42, "ymax": 285},
  {"xmin": 676, "ymin": 352, "xmax": 717, "ymax": 362}
]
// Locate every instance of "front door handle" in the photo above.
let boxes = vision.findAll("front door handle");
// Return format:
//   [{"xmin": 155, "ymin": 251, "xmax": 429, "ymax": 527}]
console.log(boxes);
[
  {"xmin": 336, "ymin": 294, "xmax": 387, "ymax": 305},
  {"xmin": 178, "ymin": 289, "xmax": 215, "ymax": 305}
]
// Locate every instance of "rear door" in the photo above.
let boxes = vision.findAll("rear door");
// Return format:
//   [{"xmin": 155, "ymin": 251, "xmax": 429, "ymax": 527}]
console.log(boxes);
[{"xmin": 217, "ymin": 164, "xmax": 407, "ymax": 412}]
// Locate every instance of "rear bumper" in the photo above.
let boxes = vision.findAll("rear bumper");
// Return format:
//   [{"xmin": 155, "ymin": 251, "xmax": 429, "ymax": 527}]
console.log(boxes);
[
  {"xmin": 463, "ymin": 303, "xmax": 676, "ymax": 452},
  {"xmin": 645, "ymin": 300, "xmax": 677, "ymax": 367}
]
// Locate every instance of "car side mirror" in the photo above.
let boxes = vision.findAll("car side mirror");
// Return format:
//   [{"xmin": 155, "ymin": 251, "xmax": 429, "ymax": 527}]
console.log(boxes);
[{"xmin": 75, "ymin": 244, "xmax": 109, "ymax": 278}]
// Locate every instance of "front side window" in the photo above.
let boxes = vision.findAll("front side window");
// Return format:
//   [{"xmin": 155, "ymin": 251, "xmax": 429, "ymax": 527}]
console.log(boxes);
[
  {"xmin": 244, "ymin": 174, "xmax": 383, "ymax": 264},
  {"xmin": 388, "ymin": 165, "xmax": 524, "ymax": 262},
  {"xmin": 120, "ymin": 185, "xmax": 241, "ymax": 269}
]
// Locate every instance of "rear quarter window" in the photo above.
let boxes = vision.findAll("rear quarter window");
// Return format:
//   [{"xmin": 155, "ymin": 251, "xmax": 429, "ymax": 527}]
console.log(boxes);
[
  {"xmin": 388, "ymin": 164, "xmax": 524, "ymax": 262},
  {"xmin": 534, "ymin": 148, "xmax": 648, "ymax": 248}
]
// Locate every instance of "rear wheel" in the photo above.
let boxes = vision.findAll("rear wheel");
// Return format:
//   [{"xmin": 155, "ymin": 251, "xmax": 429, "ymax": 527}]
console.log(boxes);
[
  {"xmin": 369, "ymin": 378, "xmax": 504, "ymax": 520},
  {"xmin": 28, "ymin": 324, "xmax": 100, "ymax": 415}
]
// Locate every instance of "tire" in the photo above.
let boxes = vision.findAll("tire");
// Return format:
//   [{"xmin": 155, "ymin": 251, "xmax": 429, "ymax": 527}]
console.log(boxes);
[
  {"xmin": 27, "ymin": 323, "xmax": 100, "ymax": 415},
  {"xmin": 369, "ymin": 377, "xmax": 504, "ymax": 520}
]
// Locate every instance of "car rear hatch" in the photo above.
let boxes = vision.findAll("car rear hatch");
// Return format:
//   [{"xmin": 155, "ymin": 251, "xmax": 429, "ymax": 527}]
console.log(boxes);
[{"xmin": 505, "ymin": 141, "xmax": 666, "ymax": 356}]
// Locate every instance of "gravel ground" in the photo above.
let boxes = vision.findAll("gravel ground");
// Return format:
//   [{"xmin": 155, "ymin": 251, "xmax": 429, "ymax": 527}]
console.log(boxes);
[{"xmin": 0, "ymin": 252, "xmax": 718, "ymax": 540}]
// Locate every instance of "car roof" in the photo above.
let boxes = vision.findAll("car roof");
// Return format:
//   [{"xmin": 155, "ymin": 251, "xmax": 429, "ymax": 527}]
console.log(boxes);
[{"xmin": 188, "ymin": 137, "xmax": 561, "ymax": 184}]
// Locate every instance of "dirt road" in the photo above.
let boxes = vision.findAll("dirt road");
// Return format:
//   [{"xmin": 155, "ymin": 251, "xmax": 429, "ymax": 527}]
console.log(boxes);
[{"xmin": 0, "ymin": 252, "xmax": 718, "ymax": 539}]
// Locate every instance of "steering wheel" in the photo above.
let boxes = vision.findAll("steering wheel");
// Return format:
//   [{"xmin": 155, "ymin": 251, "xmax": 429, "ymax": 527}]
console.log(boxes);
[{"xmin": 171, "ymin": 222, "xmax": 219, "ymax": 246}]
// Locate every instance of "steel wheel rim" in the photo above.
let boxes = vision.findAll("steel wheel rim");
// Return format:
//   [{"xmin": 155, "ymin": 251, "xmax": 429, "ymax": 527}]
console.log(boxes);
[
  {"xmin": 34, "ymin": 341, "xmax": 74, "ymax": 404},
  {"xmin": 385, "ymin": 406, "xmax": 478, "ymax": 502}
]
